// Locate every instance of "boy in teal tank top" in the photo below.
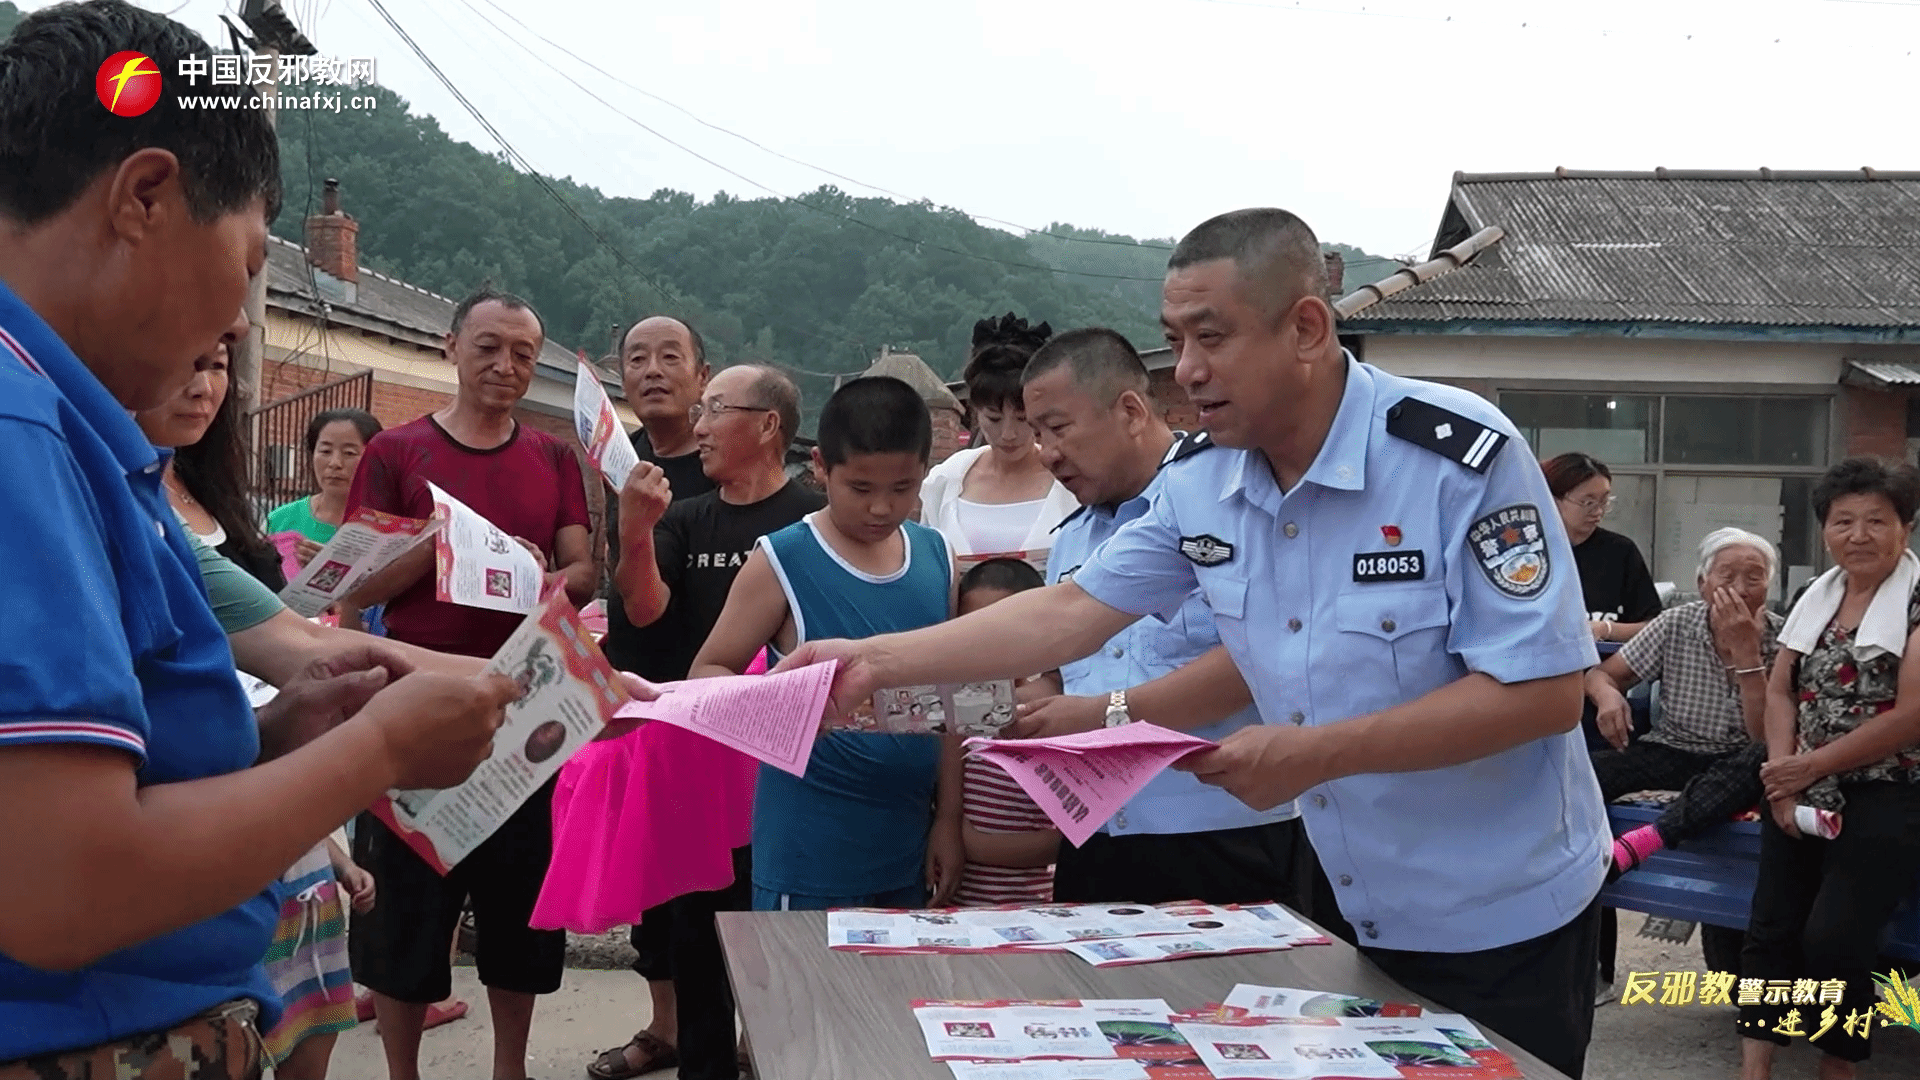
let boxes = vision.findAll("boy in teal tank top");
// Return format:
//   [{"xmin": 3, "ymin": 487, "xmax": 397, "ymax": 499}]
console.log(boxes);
[{"xmin": 691, "ymin": 376, "xmax": 965, "ymax": 910}]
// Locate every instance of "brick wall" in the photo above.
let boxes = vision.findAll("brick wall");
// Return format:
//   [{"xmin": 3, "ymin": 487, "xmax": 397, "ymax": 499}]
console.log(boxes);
[
  {"xmin": 932, "ymin": 408, "xmax": 965, "ymax": 465},
  {"xmin": 257, "ymin": 360, "xmax": 340, "ymax": 409},
  {"xmin": 1843, "ymin": 384, "xmax": 1909, "ymax": 460}
]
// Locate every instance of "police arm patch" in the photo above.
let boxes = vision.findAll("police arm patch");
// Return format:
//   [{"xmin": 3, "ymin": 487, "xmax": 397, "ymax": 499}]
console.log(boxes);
[
  {"xmin": 1467, "ymin": 504, "xmax": 1551, "ymax": 598},
  {"xmin": 1386, "ymin": 397, "xmax": 1508, "ymax": 474},
  {"xmin": 1179, "ymin": 534, "xmax": 1234, "ymax": 566}
]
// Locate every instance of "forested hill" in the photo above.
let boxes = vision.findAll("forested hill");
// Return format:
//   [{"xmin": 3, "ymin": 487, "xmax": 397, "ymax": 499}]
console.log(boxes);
[
  {"xmin": 0, "ymin": 6, "xmax": 1400, "ymax": 380},
  {"xmin": 270, "ymin": 83, "xmax": 1188, "ymax": 377},
  {"xmin": 272, "ymin": 84, "xmax": 1399, "ymax": 377}
]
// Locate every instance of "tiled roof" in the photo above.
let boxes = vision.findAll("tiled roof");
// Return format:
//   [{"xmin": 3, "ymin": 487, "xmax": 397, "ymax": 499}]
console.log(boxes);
[
  {"xmin": 1339, "ymin": 170, "xmax": 1920, "ymax": 332},
  {"xmin": 265, "ymin": 235, "xmax": 589, "ymax": 380}
]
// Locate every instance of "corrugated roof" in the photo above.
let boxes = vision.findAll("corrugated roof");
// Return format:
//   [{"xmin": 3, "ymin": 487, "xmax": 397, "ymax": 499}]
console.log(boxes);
[
  {"xmin": 265, "ymin": 235, "xmax": 587, "ymax": 380},
  {"xmin": 1844, "ymin": 360, "xmax": 1920, "ymax": 387},
  {"xmin": 1341, "ymin": 170, "xmax": 1920, "ymax": 331}
]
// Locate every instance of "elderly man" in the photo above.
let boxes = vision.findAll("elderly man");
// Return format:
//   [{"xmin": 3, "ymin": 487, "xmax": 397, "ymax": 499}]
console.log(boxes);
[
  {"xmin": 592, "ymin": 315, "xmax": 714, "ymax": 1080},
  {"xmin": 607, "ymin": 364, "xmax": 819, "ymax": 1080},
  {"xmin": 1586, "ymin": 527, "xmax": 1782, "ymax": 877},
  {"xmin": 0, "ymin": 4, "xmax": 513, "ymax": 1073}
]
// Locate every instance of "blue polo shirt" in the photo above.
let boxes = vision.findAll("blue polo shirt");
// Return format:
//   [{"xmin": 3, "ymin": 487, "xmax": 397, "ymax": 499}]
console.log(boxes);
[
  {"xmin": 1072, "ymin": 355, "xmax": 1606, "ymax": 954},
  {"xmin": 1048, "ymin": 439, "xmax": 1296, "ymax": 837},
  {"xmin": 0, "ymin": 282, "xmax": 279, "ymax": 1059}
]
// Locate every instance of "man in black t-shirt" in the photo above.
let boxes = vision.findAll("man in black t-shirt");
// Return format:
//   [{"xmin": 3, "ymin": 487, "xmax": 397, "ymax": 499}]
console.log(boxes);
[
  {"xmin": 596, "ymin": 362, "xmax": 821, "ymax": 1080},
  {"xmin": 602, "ymin": 316, "xmax": 713, "ymax": 684},
  {"xmin": 592, "ymin": 315, "xmax": 713, "ymax": 1080}
]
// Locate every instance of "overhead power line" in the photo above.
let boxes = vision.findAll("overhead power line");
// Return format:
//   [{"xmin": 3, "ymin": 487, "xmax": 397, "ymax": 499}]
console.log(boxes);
[
  {"xmin": 463, "ymin": 0, "xmax": 1178, "ymax": 252},
  {"xmin": 361, "ymin": 0, "xmax": 875, "ymax": 378},
  {"xmin": 445, "ymin": 0, "xmax": 1164, "ymax": 283}
]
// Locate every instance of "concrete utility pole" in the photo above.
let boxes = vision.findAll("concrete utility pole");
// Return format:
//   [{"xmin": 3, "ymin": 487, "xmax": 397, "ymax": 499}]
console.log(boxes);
[{"xmin": 222, "ymin": 0, "xmax": 315, "ymax": 417}]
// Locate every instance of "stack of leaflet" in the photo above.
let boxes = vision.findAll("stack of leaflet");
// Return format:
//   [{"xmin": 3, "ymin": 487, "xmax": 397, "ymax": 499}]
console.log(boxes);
[
  {"xmin": 911, "ymin": 988, "xmax": 1524, "ymax": 1080},
  {"xmin": 828, "ymin": 902, "xmax": 1328, "ymax": 967}
]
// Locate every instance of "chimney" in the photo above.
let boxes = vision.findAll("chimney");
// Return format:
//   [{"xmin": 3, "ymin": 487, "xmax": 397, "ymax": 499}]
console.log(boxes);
[
  {"xmin": 1323, "ymin": 250, "xmax": 1345, "ymax": 299},
  {"xmin": 305, "ymin": 178, "xmax": 359, "ymax": 303}
]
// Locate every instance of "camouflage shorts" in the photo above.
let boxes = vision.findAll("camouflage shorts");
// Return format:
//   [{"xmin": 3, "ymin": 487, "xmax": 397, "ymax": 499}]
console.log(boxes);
[{"xmin": 0, "ymin": 999, "xmax": 264, "ymax": 1080}]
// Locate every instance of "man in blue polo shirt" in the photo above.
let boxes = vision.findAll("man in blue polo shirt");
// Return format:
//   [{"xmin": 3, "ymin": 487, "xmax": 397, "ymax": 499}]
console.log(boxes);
[
  {"xmin": 0, "ymin": 4, "xmax": 517, "ymax": 1073},
  {"xmin": 1012, "ymin": 327, "xmax": 1309, "ymax": 911}
]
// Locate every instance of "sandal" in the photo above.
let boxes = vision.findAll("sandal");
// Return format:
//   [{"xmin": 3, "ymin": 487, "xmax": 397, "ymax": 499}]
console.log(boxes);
[
  {"xmin": 587, "ymin": 1030, "xmax": 679, "ymax": 1080},
  {"xmin": 424, "ymin": 999, "xmax": 469, "ymax": 1030}
]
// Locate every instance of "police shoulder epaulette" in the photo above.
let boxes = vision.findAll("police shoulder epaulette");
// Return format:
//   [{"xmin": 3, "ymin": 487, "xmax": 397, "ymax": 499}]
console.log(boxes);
[
  {"xmin": 1162, "ymin": 429, "xmax": 1215, "ymax": 468},
  {"xmin": 1050, "ymin": 504, "xmax": 1091, "ymax": 533},
  {"xmin": 1384, "ymin": 397, "xmax": 1508, "ymax": 474}
]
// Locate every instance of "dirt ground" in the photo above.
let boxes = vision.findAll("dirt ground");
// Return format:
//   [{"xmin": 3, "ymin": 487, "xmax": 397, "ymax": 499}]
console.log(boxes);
[{"xmin": 316, "ymin": 924, "xmax": 1920, "ymax": 1079}]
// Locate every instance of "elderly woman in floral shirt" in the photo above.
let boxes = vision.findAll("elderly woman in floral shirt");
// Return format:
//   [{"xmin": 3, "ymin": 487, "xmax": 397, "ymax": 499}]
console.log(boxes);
[{"xmin": 1739, "ymin": 457, "xmax": 1920, "ymax": 1080}]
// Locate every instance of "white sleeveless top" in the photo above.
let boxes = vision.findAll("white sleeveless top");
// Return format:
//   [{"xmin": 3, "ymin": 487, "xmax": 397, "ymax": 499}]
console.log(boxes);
[{"xmin": 954, "ymin": 496, "xmax": 1048, "ymax": 556}]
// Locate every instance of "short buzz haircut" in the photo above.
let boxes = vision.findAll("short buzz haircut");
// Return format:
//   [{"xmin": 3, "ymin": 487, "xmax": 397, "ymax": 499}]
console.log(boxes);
[
  {"xmin": 0, "ymin": 0, "xmax": 282, "ymax": 225},
  {"xmin": 816, "ymin": 376, "xmax": 931, "ymax": 467},
  {"xmin": 1168, "ymin": 208, "xmax": 1327, "ymax": 321},
  {"xmin": 959, "ymin": 556, "xmax": 1044, "ymax": 598},
  {"xmin": 450, "ymin": 284, "xmax": 545, "ymax": 339},
  {"xmin": 735, "ymin": 364, "xmax": 802, "ymax": 453},
  {"xmin": 1022, "ymin": 327, "xmax": 1150, "ymax": 406},
  {"xmin": 622, "ymin": 315, "xmax": 707, "ymax": 366}
]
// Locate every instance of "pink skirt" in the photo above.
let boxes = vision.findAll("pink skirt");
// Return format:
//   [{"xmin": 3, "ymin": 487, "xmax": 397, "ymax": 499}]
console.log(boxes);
[{"xmin": 531, "ymin": 652, "xmax": 764, "ymax": 932}]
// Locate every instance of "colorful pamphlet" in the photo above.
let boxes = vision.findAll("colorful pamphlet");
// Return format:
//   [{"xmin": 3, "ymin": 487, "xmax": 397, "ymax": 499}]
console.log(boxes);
[
  {"xmin": 277, "ymin": 506, "xmax": 438, "ymax": 617},
  {"xmin": 611, "ymin": 662, "xmax": 839, "ymax": 777},
  {"xmin": 428, "ymin": 481, "xmax": 545, "ymax": 614},
  {"xmin": 369, "ymin": 581, "xmax": 627, "ymax": 872},
  {"xmin": 832, "ymin": 680, "xmax": 1018, "ymax": 736},
  {"xmin": 573, "ymin": 364, "xmax": 639, "ymax": 489}
]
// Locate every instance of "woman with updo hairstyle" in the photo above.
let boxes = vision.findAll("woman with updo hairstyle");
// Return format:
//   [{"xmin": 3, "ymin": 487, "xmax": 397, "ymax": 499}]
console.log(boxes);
[{"xmin": 919, "ymin": 312, "xmax": 1077, "ymax": 564}]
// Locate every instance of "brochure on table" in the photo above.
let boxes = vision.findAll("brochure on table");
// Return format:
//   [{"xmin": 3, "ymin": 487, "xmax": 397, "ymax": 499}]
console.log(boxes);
[
  {"xmin": 827, "ymin": 902, "xmax": 1326, "ymax": 962},
  {"xmin": 369, "ymin": 582, "xmax": 628, "ymax": 873},
  {"xmin": 278, "ymin": 506, "xmax": 440, "ymax": 617},
  {"xmin": 1172, "ymin": 1016, "xmax": 1520, "ymax": 1080},
  {"xmin": 913, "ymin": 998, "xmax": 1519, "ymax": 1080}
]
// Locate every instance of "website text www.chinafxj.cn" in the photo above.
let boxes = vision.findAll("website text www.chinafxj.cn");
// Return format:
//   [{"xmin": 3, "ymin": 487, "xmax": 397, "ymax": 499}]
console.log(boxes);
[{"xmin": 173, "ymin": 54, "xmax": 380, "ymax": 112}]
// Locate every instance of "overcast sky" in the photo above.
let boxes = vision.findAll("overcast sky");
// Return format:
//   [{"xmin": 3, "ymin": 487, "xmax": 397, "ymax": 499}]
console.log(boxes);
[{"xmin": 40, "ymin": 0, "xmax": 1920, "ymax": 257}]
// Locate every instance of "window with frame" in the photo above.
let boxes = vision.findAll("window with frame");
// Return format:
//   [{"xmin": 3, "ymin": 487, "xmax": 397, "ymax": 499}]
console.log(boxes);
[{"xmin": 1500, "ymin": 390, "xmax": 1830, "ymax": 604}]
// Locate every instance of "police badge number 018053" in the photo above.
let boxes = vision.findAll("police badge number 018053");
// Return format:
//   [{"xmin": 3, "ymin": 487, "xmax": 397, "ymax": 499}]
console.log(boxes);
[{"xmin": 1468, "ymin": 504, "xmax": 1551, "ymax": 599}]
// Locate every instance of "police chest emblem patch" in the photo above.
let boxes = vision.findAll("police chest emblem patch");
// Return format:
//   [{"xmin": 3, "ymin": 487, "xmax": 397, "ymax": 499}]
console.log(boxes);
[
  {"xmin": 1353, "ymin": 550, "xmax": 1425, "ymax": 582},
  {"xmin": 1467, "ymin": 504, "xmax": 1550, "ymax": 598},
  {"xmin": 1179, "ymin": 534, "xmax": 1234, "ymax": 566}
]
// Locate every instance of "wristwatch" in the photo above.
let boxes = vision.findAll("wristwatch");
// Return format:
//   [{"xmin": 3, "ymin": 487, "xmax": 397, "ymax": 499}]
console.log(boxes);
[{"xmin": 1104, "ymin": 689, "xmax": 1133, "ymax": 728}]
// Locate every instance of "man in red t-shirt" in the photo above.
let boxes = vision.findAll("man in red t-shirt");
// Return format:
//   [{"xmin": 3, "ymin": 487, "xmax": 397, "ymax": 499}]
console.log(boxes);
[{"xmin": 344, "ymin": 287, "xmax": 595, "ymax": 1080}]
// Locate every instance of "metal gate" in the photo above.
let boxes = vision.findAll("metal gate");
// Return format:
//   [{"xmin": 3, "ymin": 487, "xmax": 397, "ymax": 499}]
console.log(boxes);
[{"xmin": 247, "ymin": 370, "xmax": 374, "ymax": 509}]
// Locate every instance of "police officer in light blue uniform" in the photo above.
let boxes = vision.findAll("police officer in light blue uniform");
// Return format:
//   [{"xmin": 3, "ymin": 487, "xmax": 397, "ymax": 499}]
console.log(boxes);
[
  {"xmin": 784, "ymin": 209, "xmax": 1609, "ymax": 1079},
  {"xmin": 1012, "ymin": 327, "xmax": 1307, "ymax": 909}
]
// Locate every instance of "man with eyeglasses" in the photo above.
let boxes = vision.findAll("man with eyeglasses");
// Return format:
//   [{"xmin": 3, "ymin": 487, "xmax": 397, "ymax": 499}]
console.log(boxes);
[{"xmin": 606, "ymin": 363, "xmax": 819, "ymax": 1080}]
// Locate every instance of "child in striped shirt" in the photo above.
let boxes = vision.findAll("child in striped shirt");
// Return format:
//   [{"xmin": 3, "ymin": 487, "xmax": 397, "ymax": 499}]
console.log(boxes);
[{"xmin": 953, "ymin": 558, "xmax": 1063, "ymax": 906}]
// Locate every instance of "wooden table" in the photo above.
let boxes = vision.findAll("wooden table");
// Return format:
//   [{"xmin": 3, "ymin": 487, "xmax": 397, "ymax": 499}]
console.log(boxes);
[{"xmin": 718, "ymin": 910, "xmax": 1573, "ymax": 1080}]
